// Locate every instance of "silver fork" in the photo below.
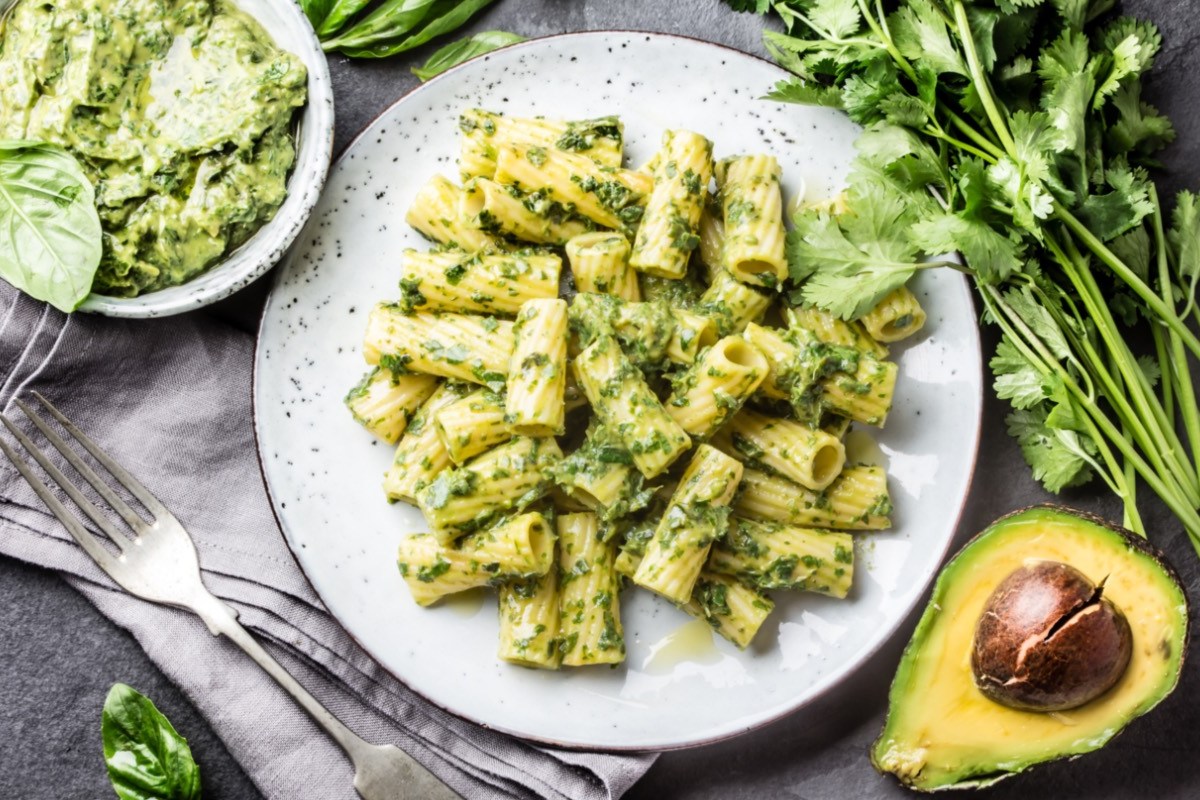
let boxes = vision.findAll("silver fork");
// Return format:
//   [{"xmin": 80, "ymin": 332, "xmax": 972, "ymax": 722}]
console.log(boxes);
[{"xmin": 0, "ymin": 392, "xmax": 459, "ymax": 800}]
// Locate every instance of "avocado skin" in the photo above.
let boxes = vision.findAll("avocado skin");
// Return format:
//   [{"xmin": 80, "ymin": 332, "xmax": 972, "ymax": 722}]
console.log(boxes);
[{"xmin": 871, "ymin": 504, "xmax": 1190, "ymax": 792}]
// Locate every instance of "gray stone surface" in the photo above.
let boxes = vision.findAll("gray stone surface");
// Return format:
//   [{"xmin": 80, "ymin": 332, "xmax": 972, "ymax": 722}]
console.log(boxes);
[{"xmin": 2, "ymin": 0, "xmax": 1199, "ymax": 798}]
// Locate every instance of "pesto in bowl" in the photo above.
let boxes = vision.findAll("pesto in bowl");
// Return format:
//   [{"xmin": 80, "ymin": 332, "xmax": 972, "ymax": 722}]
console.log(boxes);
[{"xmin": 0, "ymin": 0, "xmax": 332, "ymax": 315}]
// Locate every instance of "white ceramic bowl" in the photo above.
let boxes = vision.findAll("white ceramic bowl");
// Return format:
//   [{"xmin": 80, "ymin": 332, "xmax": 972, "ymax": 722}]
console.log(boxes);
[{"xmin": 0, "ymin": 0, "xmax": 335, "ymax": 318}]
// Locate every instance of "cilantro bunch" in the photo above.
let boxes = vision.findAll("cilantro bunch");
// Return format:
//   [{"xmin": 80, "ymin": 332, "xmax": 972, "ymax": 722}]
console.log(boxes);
[{"xmin": 729, "ymin": 0, "xmax": 1200, "ymax": 549}]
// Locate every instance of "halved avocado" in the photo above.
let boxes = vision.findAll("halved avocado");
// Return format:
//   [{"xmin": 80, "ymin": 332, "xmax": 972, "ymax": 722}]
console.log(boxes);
[{"xmin": 872, "ymin": 506, "xmax": 1189, "ymax": 791}]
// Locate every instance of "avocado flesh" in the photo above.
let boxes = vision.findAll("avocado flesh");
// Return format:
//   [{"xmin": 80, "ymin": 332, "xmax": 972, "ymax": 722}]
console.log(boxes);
[{"xmin": 873, "ymin": 506, "xmax": 1188, "ymax": 791}]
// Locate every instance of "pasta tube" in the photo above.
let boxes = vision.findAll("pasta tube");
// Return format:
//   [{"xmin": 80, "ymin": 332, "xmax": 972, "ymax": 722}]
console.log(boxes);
[
  {"xmin": 718, "ymin": 155, "xmax": 787, "ymax": 288},
  {"xmin": 551, "ymin": 424, "xmax": 651, "ymax": 521},
  {"xmin": 405, "ymin": 175, "xmax": 500, "ymax": 252},
  {"xmin": 383, "ymin": 382, "xmax": 469, "ymax": 503},
  {"xmin": 666, "ymin": 336, "xmax": 769, "ymax": 439},
  {"xmin": 434, "ymin": 388, "xmax": 511, "ymax": 465},
  {"xmin": 363, "ymin": 305, "xmax": 515, "ymax": 388},
  {"xmin": 732, "ymin": 466, "xmax": 892, "ymax": 531},
  {"xmin": 565, "ymin": 232, "xmax": 640, "ymax": 301},
  {"xmin": 630, "ymin": 130, "xmax": 714, "ymax": 279},
  {"xmin": 569, "ymin": 293, "xmax": 715, "ymax": 368},
  {"xmin": 615, "ymin": 552, "xmax": 774, "ymax": 650},
  {"xmin": 506, "ymin": 298, "xmax": 568, "ymax": 436},
  {"xmin": 821, "ymin": 356, "xmax": 898, "ymax": 428},
  {"xmin": 697, "ymin": 199, "xmax": 725, "ymax": 275},
  {"xmin": 572, "ymin": 334, "xmax": 692, "ymax": 478},
  {"xmin": 710, "ymin": 517, "xmax": 854, "ymax": 598},
  {"xmin": 398, "ymin": 249, "xmax": 561, "ymax": 316},
  {"xmin": 459, "ymin": 109, "xmax": 623, "ymax": 180},
  {"xmin": 786, "ymin": 306, "xmax": 888, "ymax": 358},
  {"xmin": 416, "ymin": 436, "xmax": 562, "ymax": 541},
  {"xmin": 498, "ymin": 565, "xmax": 562, "ymax": 669},
  {"xmin": 718, "ymin": 408, "xmax": 847, "ymax": 491},
  {"xmin": 344, "ymin": 367, "xmax": 438, "ymax": 444},
  {"xmin": 397, "ymin": 512, "xmax": 555, "ymax": 606},
  {"xmin": 557, "ymin": 513, "xmax": 625, "ymax": 666},
  {"xmin": 741, "ymin": 322, "xmax": 897, "ymax": 426},
  {"xmin": 690, "ymin": 572, "xmax": 775, "ymax": 649},
  {"xmin": 461, "ymin": 178, "xmax": 592, "ymax": 246},
  {"xmin": 633, "ymin": 445, "xmax": 743, "ymax": 603},
  {"xmin": 494, "ymin": 143, "xmax": 652, "ymax": 230},
  {"xmin": 698, "ymin": 268, "xmax": 772, "ymax": 336},
  {"xmin": 858, "ymin": 286, "xmax": 927, "ymax": 343}
]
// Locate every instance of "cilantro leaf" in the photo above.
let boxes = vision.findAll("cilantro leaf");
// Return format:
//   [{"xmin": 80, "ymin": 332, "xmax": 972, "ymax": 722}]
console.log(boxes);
[
  {"xmin": 1076, "ymin": 162, "xmax": 1156, "ymax": 242},
  {"xmin": 1007, "ymin": 404, "xmax": 1097, "ymax": 493},
  {"xmin": 991, "ymin": 337, "xmax": 1047, "ymax": 409},
  {"xmin": 765, "ymin": 77, "xmax": 843, "ymax": 107},
  {"xmin": 891, "ymin": 0, "xmax": 968, "ymax": 77},
  {"xmin": 1169, "ymin": 191, "xmax": 1200, "ymax": 313}
]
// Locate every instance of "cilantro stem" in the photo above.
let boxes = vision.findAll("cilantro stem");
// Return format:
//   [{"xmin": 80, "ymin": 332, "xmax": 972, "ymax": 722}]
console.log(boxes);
[
  {"xmin": 1151, "ymin": 185, "xmax": 1200, "ymax": 487},
  {"xmin": 946, "ymin": 111, "xmax": 1005, "ymax": 160},
  {"xmin": 1055, "ymin": 204, "xmax": 1200, "ymax": 359},
  {"xmin": 856, "ymin": 0, "xmax": 918, "ymax": 83},
  {"xmin": 985, "ymin": 285, "xmax": 1200, "ymax": 545},
  {"xmin": 951, "ymin": 1, "xmax": 1017, "ymax": 159},
  {"xmin": 923, "ymin": 126, "xmax": 996, "ymax": 164},
  {"xmin": 1050, "ymin": 235, "xmax": 1200, "ymax": 504}
]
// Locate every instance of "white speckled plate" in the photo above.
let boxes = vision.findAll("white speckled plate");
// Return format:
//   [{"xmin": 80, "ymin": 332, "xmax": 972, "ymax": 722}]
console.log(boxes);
[{"xmin": 254, "ymin": 32, "xmax": 983, "ymax": 751}]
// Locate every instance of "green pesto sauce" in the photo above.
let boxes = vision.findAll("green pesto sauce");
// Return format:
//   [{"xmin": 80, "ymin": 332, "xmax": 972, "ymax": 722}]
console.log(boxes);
[{"xmin": 0, "ymin": 0, "xmax": 307, "ymax": 296}]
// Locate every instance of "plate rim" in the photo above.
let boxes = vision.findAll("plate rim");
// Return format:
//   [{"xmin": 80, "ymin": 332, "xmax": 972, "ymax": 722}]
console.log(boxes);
[{"xmin": 251, "ymin": 28, "xmax": 985, "ymax": 752}]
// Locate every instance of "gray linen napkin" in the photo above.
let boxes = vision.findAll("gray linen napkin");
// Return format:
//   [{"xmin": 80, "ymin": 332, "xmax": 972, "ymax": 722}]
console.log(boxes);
[{"xmin": 0, "ymin": 282, "xmax": 655, "ymax": 800}]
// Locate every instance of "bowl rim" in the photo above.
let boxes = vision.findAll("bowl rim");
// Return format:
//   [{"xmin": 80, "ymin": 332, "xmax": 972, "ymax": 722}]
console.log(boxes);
[{"xmin": 50, "ymin": 0, "xmax": 335, "ymax": 318}]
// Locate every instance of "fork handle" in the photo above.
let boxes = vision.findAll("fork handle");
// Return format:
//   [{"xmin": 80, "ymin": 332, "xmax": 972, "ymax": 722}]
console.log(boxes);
[{"xmin": 190, "ymin": 592, "xmax": 456, "ymax": 799}]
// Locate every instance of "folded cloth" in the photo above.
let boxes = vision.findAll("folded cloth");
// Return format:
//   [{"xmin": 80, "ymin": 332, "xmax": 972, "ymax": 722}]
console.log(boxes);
[{"xmin": 0, "ymin": 283, "xmax": 655, "ymax": 800}]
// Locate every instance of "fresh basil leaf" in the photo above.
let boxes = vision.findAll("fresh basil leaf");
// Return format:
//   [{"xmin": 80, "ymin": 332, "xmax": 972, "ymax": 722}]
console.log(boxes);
[
  {"xmin": 321, "ymin": 0, "xmax": 440, "ymax": 51},
  {"xmin": 0, "ymin": 141, "xmax": 101, "ymax": 313},
  {"xmin": 413, "ymin": 30, "xmax": 524, "ymax": 81},
  {"xmin": 333, "ymin": 0, "xmax": 497, "ymax": 58},
  {"xmin": 102, "ymin": 684, "xmax": 202, "ymax": 800},
  {"xmin": 316, "ymin": 0, "xmax": 376, "ymax": 39},
  {"xmin": 299, "ymin": 0, "xmax": 336, "ymax": 31}
]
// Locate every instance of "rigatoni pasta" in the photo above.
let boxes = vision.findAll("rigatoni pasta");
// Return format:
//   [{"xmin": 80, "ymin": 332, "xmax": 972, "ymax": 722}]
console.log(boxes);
[
  {"xmin": 718, "ymin": 154, "xmax": 787, "ymax": 288},
  {"xmin": 459, "ymin": 109, "xmax": 624, "ymax": 181},
  {"xmin": 573, "ymin": 334, "xmax": 692, "ymax": 478},
  {"xmin": 630, "ymin": 130, "xmax": 714, "ymax": 279},
  {"xmin": 383, "ymin": 382, "xmax": 469, "ymax": 503},
  {"xmin": 397, "ymin": 511, "xmax": 555, "ymax": 606},
  {"xmin": 398, "ymin": 249, "xmax": 561, "ymax": 316},
  {"xmin": 348, "ymin": 108, "xmax": 925, "ymax": 666},
  {"xmin": 494, "ymin": 143, "xmax": 652, "ymax": 230},
  {"xmin": 406, "ymin": 174, "xmax": 500, "ymax": 252},
  {"xmin": 665, "ymin": 335, "xmax": 768, "ymax": 439},
  {"xmin": 416, "ymin": 436, "xmax": 561, "ymax": 541},
  {"xmin": 461, "ymin": 178, "xmax": 592, "ymax": 246},
  {"xmin": 433, "ymin": 388, "xmax": 511, "ymax": 465},
  {"xmin": 718, "ymin": 407, "xmax": 847, "ymax": 491},
  {"xmin": 557, "ymin": 512, "xmax": 625, "ymax": 666},
  {"xmin": 732, "ymin": 466, "xmax": 893, "ymax": 531},
  {"xmin": 566, "ymin": 232, "xmax": 640, "ymax": 300},
  {"xmin": 506, "ymin": 298, "xmax": 568, "ymax": 436},
  {"xmin": 345, "ymin": 367, "xmax": 438, "ymax": 444},
  {"xmin": 633, "ymin": 445, "xmax": 742, "ymax": 604},
  {"xmin": 709, "ymin": 517, "xmax": 854, "ymax": 598},
  {"xmin": 363, "ymin": 305, "xmax": 515, "ymax": 388},
  {"xmin": 498, "ymin": 566, "xmax": 562, "ymax": 669},
  {"xmin": 859, "ymin": 286, "xmax": 927, "ymax": 343}
]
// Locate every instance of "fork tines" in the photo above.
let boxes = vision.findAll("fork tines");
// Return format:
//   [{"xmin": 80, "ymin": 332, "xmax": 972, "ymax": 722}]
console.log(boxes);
[{"xmin": 0, "ymin": 392, "xmax": 156, "ymax": 564}]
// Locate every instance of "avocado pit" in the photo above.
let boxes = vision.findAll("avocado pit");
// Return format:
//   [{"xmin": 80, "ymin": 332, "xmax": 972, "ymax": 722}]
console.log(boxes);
[{"xmin": 971, "ymin": 560, "xmax": 1132, "ymax": 712}]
